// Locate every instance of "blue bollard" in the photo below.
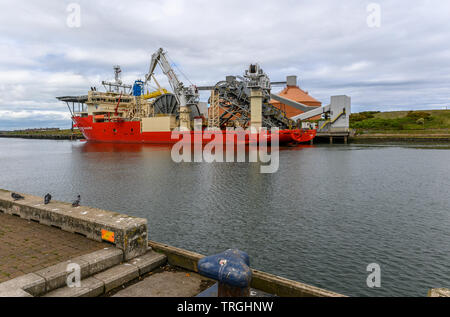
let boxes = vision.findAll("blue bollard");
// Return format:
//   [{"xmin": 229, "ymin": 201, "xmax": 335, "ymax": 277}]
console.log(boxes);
[{"xmin": 197, "ymin": 249, "xmax": 252, "ymax": 297}]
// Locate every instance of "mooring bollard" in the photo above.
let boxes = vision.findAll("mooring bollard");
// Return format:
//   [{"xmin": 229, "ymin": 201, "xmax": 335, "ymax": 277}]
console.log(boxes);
[{"xmin": 197, "ymin": 249, "xmax": 252, "ymax": 297}]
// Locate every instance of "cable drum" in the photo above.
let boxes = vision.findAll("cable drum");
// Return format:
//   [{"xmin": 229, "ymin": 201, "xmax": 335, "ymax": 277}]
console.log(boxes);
[
  {"xmin": 153, "ymin": 94, "xmax": 178, "ymax": 115},
  {"xmin": 152, "ymin": 93, "xmax": 200, "ymax": 119}
]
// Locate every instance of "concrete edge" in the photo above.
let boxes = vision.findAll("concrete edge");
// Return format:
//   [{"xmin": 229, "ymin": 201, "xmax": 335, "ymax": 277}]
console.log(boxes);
[
  {"xmin": 44, "ymin": 277, "xmax": 105, "ymax": 297},
  {"xmin": 128, "ymin": 252, "xmax": 168, "ymax": 276},
  {"xmin": 0, "ymin": 189, "xmax": 148, "ymax": 260},
  {"xmin": 0, "ymin": 273, "xmax": 45, "ymax": 297},
  {"xmin": 34, "ymin": 247, "xmax": 124, "ymax": 293},
  {"xmin": 148, "ymin": 240, "xmax": 346, "ymax": 297},
  {"xmin": 0, "ymin": 288, "xmax": 33, "ymax": 297},
  {"xmin": 428, "ymin": 288, "xmax": 450, "ymax": 297},
  {"xmin": 0, "ymin": 247, "xmax": 124, "ymax": 297},
  {"xmin": 42, "ymin": 250, "xmax": 167, "ymax": 297},
  {"xmin": 93, "ymin": 263, "xmax": 139, "ymax": 293}
]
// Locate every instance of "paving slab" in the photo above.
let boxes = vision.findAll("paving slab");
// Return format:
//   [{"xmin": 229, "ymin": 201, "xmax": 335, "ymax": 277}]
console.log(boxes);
[
  {"xmin": 34, "ymin": 259, "xmax": 89, "ymax": 292},
  {"xmin": 112, "ymin": 271, "xmax": 211, "ymax": 297},
  {"xmin": 0, "ymin": 213, "xmax": 108, "ymax": 283},
  {"xmin": 128, "ymin": 251, "xmax": 167, "ymax": 275},
  {"xmin": 93, "ymin": 263, "xmax": 139, "ymax": 293},
  {"xmin": 0, "ymin": 288, "xmax": 33, "ymax": 297},
  {"xmin": 0, "ymin": 273, "xmax": 45, "ymax": 296},
  {"xmin": 43, "ymin": 277, "xmax": 105, "ymax": 297},
  {"xmin": 71, "ymin": 248, "xmax": 123, "ymax": 276}
]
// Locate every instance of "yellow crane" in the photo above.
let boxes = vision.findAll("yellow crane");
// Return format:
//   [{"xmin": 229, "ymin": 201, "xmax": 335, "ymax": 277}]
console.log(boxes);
[{"xmin": 142, "ymin": 74, "xmax": 169, "ymax": 100}]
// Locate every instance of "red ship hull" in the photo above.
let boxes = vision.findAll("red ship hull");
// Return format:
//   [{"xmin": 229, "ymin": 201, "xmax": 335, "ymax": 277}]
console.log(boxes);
[{"xmin": 73, "ymin": 116, "xmax": 316, "ymax": 145}]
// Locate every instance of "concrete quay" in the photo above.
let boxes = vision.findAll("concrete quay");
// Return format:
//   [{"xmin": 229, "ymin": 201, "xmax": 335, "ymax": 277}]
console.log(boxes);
[
  {"xmin": 0, "ymin": 189, "xmax": 211, "ymax": 297},
  {"xmin": 0, "ymin": 189, "xmax": 148, "ymax": 260},
  {"xmin": 0, "ymin": 188, "xmax": 448, "ymax": 297},
  {"xmin": 0, "ymin": 212, "xmax": 107, "ymax": 283}
]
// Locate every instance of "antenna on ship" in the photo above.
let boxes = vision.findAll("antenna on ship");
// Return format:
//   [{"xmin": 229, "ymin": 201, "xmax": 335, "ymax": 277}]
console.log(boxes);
[
  {"xmin": 102, "ymin": 65, "xmax": 132, "ymax": 94},
  {"xmin": 113, "ymin": 65, "xmax": 122, "ymax": 88}
]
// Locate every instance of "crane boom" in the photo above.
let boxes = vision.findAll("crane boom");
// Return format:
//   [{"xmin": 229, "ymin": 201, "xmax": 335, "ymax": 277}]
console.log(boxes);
[{"xmin": 144, "ymin": 48, "xmax": 199, "ymax": 110}]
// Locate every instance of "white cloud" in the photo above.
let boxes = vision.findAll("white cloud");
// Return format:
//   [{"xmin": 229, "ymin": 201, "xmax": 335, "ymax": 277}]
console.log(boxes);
[
  {"xmin": 0, "ymin": 0, "xmax": 450, "ymax": 129},
  {"xmin": 0, "ymin": 110, "xmax": 70, "ymax": 120},
  {"xmin": 343, "ymin": 62, "xmax": 371, "ymax": 72}
]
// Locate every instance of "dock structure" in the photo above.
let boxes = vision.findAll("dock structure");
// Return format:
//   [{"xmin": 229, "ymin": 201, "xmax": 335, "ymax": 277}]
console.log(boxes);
[
  {"xmin": 0, "ymin": 190, "xmax": 148, "ymax": 261},
  {"xmin": 289, "ymin": 95, "xmax": 351, "ymax": 144},
  {"xmin": 315, "ymin": 131, "xmax": 351, "ymax": 144},
  {"xmin": 0, "ymin": 189, "xmax": 446, "ymax": 297}
]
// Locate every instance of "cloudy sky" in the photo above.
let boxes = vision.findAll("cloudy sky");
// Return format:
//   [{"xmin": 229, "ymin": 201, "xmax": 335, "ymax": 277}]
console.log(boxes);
[{"xmin": 0, "ymin": 0, "xmax": 449, "ymax": 130}]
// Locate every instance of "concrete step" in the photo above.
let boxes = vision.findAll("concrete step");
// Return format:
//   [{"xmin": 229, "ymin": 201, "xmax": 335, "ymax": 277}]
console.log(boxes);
[
  {"xmin": 35, "ymin": 247, "xmax": 123, "ymax": 294},
  {"xmin": 43, "ymin": 277, "xmax": 104, "ymax": 297},
  {"xmin": 127, "ymin": 251, "xmax": 168, "ymax": 276},
  {"xmin": 0, "ymin": 247, "xmax": 123, "ymax": 297},
  {"xmin": 43, "ymin": 251, "xmax": 167, "ymax": 297}
]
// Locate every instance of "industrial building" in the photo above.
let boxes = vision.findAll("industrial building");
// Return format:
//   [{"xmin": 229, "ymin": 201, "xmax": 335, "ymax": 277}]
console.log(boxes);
[{"xmin": 270, "ymin": 76, "xmax": 322, "ymax": 119}]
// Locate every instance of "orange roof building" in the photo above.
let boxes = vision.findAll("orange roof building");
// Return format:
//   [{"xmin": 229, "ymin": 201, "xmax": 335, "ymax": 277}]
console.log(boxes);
[{"xmin": 270, "ymin": 76, "xmax": 322, "ymax": 119}]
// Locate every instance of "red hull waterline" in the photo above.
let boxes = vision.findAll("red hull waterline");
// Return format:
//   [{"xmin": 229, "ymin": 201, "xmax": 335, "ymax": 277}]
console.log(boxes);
[{"xmin": 74, "ymin": 116, "xmax": 316, "ymax": 145}]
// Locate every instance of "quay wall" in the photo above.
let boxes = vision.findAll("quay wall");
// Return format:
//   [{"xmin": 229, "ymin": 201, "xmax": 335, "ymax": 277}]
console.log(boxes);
[{"xmin": 0, "ymin": 189, "xmax": 148, "ymax": 260}]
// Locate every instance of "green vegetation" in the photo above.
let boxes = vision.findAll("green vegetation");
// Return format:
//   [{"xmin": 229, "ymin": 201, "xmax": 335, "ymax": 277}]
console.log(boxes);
[
  {"xmin": 350, "ymin": 110, "xmax": 450, "ymax": 134},
  {"xmin": 0, "ymin": 128, "xmax": 82, "ymax": 139},
  {"xmin": 0, "ymin": 129, "xmax": 82, "ymax": 136}
]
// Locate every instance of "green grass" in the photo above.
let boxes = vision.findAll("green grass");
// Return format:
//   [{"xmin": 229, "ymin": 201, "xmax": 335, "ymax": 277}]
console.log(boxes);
[
  {"xmin": 0, "ymin": 129, "xmax": 82, "ymax": 136},
  {"xmin": 351, "ymin": 110, "xmax": 450, "ymax": 134}
]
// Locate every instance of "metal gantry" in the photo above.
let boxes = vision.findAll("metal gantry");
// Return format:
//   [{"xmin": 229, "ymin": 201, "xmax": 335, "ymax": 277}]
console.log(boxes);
[
  {"xmin": 205, "ymin": 66, "xmax": 295, "ymax": 130},
  {"xmin": 207, "ymin": 90, "xmax": 220, "ymax": 129}
]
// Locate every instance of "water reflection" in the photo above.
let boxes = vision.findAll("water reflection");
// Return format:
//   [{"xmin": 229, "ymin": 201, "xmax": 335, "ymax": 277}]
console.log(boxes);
[
  {"xmin": 78, "ymin": 141, "xmax": 316, "ymax": 155},
  {"xmin": 79, "ymin": 141, "xmax": 173, "ymax": 153},
  {"xmin": 0, "ymin": 138, "xmax": 449, "ymax": 297}
]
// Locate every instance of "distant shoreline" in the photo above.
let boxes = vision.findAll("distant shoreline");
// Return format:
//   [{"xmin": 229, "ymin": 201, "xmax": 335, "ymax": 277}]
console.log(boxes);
[
  {"xmin": 0, "ymin": 129, "xmax": 83, "ymax": 140},
  {"xmin": 348, "ymin": 110, "xmax": 450, "ymax": 143},
  {"xmin": 0, "ymin": 134, "xmax": 83, "ymax": 140},
  {"xmin": 350, "ymin": 134, "xmax": 450, "ymax": 143},
  {"xmin": 2, "ymin": 133, "xmax": 450, "ymax": 143}
]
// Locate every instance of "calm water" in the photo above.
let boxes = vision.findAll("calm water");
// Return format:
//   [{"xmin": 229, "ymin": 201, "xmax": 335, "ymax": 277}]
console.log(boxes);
[{"xmin": 0, "ymin": 138, "xmax": 449, "ymax": 297}]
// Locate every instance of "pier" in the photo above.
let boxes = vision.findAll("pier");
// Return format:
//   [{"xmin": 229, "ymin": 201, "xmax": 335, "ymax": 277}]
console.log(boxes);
[{"xmin": 315, "ymin": 131, "xmax": 351, "ymax": 144}]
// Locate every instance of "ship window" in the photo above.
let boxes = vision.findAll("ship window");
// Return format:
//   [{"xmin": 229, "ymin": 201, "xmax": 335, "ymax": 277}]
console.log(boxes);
[
  {"xmin": 113, "ymin": 129, "xmax": 117, "ymax": 133},
  {"xmin": 131, "ymin": 128, "xmax": 134, "ymax": 132}
]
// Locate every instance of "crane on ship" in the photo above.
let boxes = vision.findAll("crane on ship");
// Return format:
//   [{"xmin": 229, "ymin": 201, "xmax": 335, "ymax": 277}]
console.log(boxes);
[{"xmin": 144, "ymin": 48, "xmax": 201, "ymax": 130}]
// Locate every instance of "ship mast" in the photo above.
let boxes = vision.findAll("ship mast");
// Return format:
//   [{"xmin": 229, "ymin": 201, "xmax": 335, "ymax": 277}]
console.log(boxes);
[{"xmin": 102, "ymin": 65, "xmax": 132, "ymax": 94}]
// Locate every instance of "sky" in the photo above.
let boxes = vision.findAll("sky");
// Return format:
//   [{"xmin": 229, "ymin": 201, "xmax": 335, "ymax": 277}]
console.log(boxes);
[{"xmin": 0, "ymin": 0, "xmax": 449, "ymax": 130}]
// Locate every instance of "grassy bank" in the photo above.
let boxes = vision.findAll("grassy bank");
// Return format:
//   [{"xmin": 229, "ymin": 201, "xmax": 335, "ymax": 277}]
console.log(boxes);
[
  {"xmin": 350, "ymin": 110, "xmax": 450, "ymax": 136},
  {"xmin": 349, "ymin": 110, "xmax": 450, "ymax": 142},
  {"xmin": 0, "ymin": 129, "xmax": 83, "ymax": 140}
]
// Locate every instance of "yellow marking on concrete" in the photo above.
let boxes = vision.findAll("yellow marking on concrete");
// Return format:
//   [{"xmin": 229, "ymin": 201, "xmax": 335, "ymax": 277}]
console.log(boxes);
[{"xmin": 101, "ymin": 229, "xmax": 115, "ymax": 243}]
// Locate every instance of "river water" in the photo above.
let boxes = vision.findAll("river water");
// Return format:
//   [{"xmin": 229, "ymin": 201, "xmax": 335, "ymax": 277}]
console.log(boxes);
[{"xmin": 0, "ymin": 138, "xmax": 448, "ymax": 297}]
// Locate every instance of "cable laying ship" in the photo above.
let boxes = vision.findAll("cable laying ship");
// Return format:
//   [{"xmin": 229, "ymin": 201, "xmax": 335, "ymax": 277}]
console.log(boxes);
[{"xmin": 58, "ymin": 48, "xmax": 317, "ymax": 145}]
